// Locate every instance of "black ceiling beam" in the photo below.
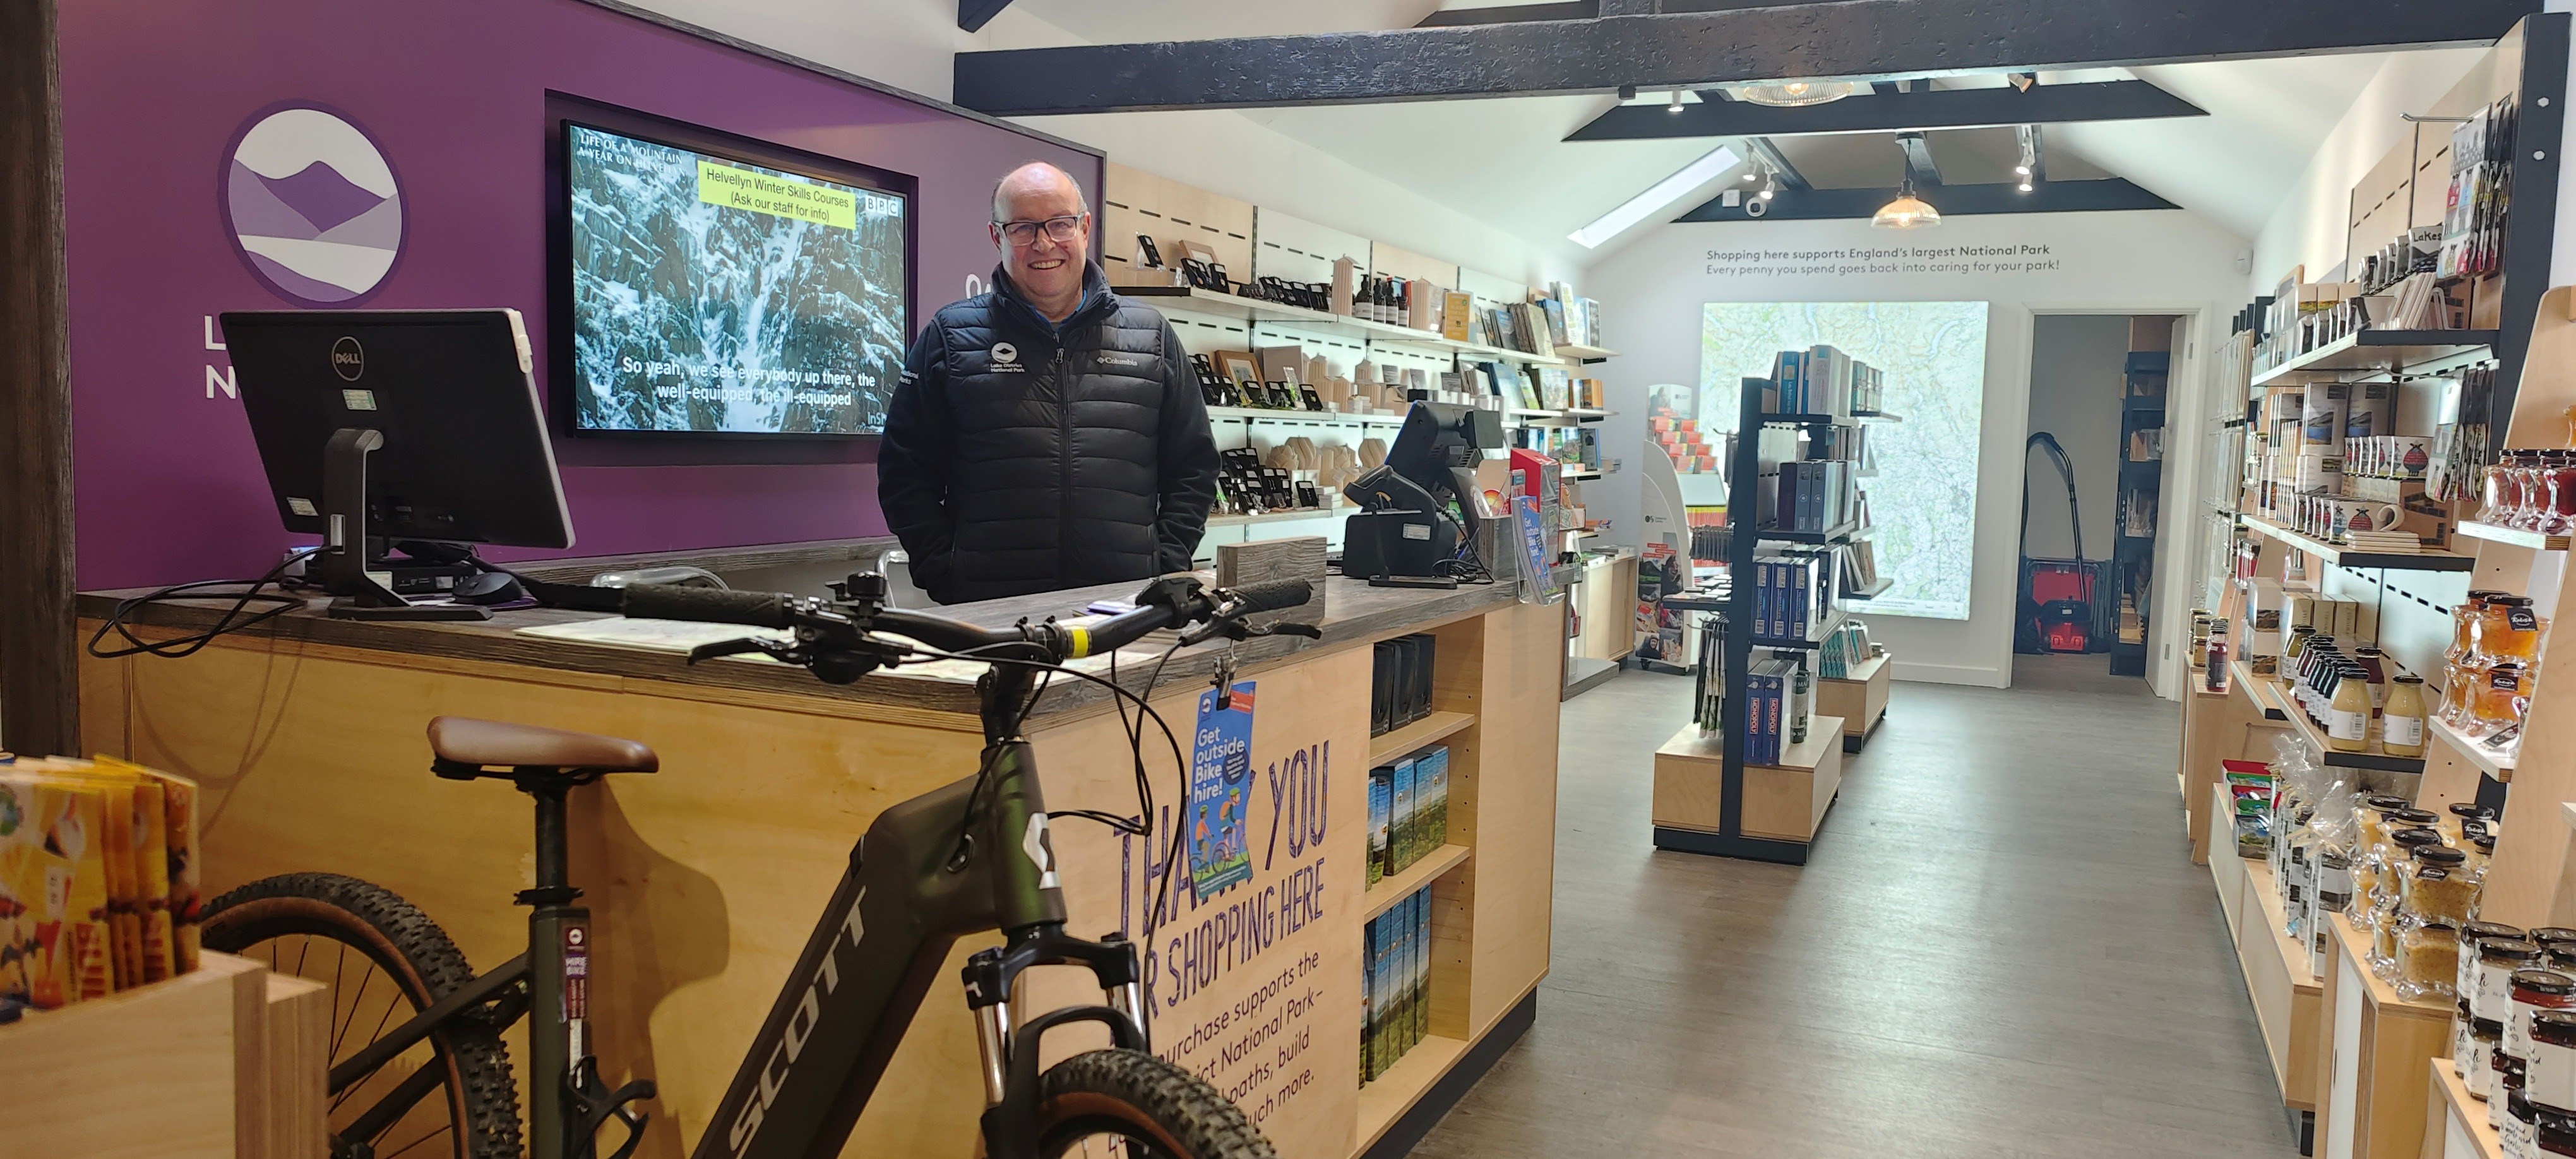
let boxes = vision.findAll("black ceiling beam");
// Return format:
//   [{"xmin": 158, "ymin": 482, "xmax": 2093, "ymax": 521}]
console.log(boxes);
[
  {"xmin": 1416, "ymin": 1, "xmax": 1596, "ymax": 25},
  {"xmin": 1568, "ymin": 80, "xmax": 2200, "ymax": 141},
  {"xmin": 1743, "ymin": 136, "xmax": 1810, "ymax": 191},
  {"xmin": 952, "ymin": 0, "xmax": 2538, "ymax": 116},
  {"xmin": 958, "ymin": 0, "xmax": 1013, "ymax": 33},
  {"xmin": 1678, "ymin": 177, "xmax": 2175, "ymax": 222},
  {"xmin": 1894, "ymin": 131, "xmax": 1941, "ymax": 186}
]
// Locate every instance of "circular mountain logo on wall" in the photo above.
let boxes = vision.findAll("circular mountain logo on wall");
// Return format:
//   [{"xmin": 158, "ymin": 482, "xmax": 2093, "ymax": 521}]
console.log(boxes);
[{"xmin": 222, "ymin": 106, "xmax": 404, "ymax": 305}]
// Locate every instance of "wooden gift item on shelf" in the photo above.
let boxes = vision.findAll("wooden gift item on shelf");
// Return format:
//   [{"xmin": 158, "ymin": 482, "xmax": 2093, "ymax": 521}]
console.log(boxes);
[{"xmin": 0, "ymin": 951, "xmax": 328, "ymax": 1159}]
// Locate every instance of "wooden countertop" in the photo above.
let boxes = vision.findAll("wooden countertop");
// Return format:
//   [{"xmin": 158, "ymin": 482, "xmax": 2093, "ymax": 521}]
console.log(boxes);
[{"xmin": 78, "ymin": 574, "xmax": 1522, "ymax": 724}]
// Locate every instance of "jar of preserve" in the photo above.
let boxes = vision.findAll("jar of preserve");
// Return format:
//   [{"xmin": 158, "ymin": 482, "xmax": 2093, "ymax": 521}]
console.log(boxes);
[
  {"xmin": 2404, "ymin": 845, "xmax": 2478, "ymax": 926},
  {"xmin": 2488, "ymin": 460, "xmax": 2519, "ymax": 524},
  {"xmin": 2400, "ymin": 919, "xmax": 2466, "ymax": 1000},
  {"xmin": 2475, "ymin": 663, "xmax": 2534, "ymax": 737},
  {"xmin": 2511, "ymin": 1089, "xmax": 2539, "ymax": 1159},
  {"xmin": 2501, "ymin": 1054, "xmax": 2526, "ymax": 1134},
  {"xmin": 2483, "ymin": 941, "xmax": 2549, "ymax": 1025},
  {"xmin": 2481, "ymin": 597, "xmax": 2547, "ymax": 665},
  {"xmin": 2454, "ymin": 802, "xmax": 2500, "ymax": 841},
  {"xmin": 2539, "ymin": 1102, "xmax": 2576, "ymax": 1156},
  {"xmin": 2535, "ymin": 1009, "xmax": 2576, "ymax": 1115},
  {"xmin": 2455, "ymin": 593, "xmax": 2507, "ymax": 662},
  {"xmin": 2383, "ymin": 674, "xmax": 2430, "ymax": 757},
  {"xmin": 2475, "ymin": 1016, "xmax": 2509, "ymax": 1099},
  {"xmin": 2443, "ymin": 661, "xmax": 2487, "ymax": 726},
  {"xmin": 2515, "ymin": 972, "xmax": 2576, "ymax": 1063}
]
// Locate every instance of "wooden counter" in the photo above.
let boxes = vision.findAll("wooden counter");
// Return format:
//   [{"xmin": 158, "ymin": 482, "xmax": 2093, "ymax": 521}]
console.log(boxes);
[{"xmin": 76, "ymin": 574, "xmax": 1561, "ymax": 1159}]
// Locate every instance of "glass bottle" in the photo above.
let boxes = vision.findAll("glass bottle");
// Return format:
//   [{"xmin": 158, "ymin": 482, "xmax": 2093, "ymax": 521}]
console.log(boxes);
[
  {"xmin": 2549, "ymin": 452, "xmax": 2576, "ymax": 536},
  {"xmin": 2354, "ymin": 646, "xmax": 2390, "ymax": 715},
  {"xmin": 2284, "ymin": 625, "xmax": 2317, "ymax": 687},
  {"xmin": 2384, "ymin": 674, "xmax": 2428, "ymax": 757},
  {"xmin": 2328, "ymin": 664, "xmax": 2371, "ymax": 751}
]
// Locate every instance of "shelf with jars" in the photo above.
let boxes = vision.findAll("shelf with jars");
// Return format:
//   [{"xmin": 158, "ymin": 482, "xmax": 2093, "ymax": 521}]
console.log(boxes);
[{"xmin": 2178, "ymin": 25, "xmax": 2573, "ymax": 1156}]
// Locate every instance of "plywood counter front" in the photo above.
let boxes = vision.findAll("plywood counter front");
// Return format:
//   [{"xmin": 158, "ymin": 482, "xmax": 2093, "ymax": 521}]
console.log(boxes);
[{"xmin": 76, "ymin": 574, "xmax": 1563, "ymax": 1159}]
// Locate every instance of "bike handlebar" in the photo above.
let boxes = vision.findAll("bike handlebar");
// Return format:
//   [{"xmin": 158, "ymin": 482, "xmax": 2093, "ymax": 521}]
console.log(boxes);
[
  {"xmin": 1227, "ymin": 579, "xmax": 1313, "ymax": 615},
  {"xmin": 620, "ymin": 583, "xmax": 797, "ymax": 629},
  {"xmin": 618, "ymin": 574, "xmax": 1315, "ymax": 676}
]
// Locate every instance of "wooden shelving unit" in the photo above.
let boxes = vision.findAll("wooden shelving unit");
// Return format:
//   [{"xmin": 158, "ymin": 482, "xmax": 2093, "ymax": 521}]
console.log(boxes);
[
  {"xmin": 2427, "ymin": 1059, "xmax": 2503, "ymax": 1159},
  {"xmin": 1817, "ymin": 653, "xmax": 1890, "ymax": 752},
  {"xmin": 1364, "ymin": 843, "xmax": 1472, "ymax": 922},
  {"xmin": 2227, "ymin": 659, "xmax": 2426, "ymax": 773},
  {"xmin": 2209, "ymin": 783, "xmax": 2323, "ymax": 1112},
  {"xmin": 2430, "ymin": 715, "xmax": 2516, "ymax": 780},
  {"xmin": 1370, "ymin": 710, "xmax": 1476, "ymax": 766},
  {"xmin": 2181, "ymin": 28, "xmax": 2567, "ymax": 1159},
  {"xmin": 1354, "ymin": 1033, "xmax": 1471, "ymax": 1151},
  {"xmin": 2241, "ymin": 514, "xmax": 2478, "ymax": 572}
]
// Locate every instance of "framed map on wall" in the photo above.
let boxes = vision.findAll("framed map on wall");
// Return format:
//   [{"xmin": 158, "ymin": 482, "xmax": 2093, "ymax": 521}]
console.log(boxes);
[{"xmin": 1699, "ymin": 302, "xmax": 1991, "ymax": 621}]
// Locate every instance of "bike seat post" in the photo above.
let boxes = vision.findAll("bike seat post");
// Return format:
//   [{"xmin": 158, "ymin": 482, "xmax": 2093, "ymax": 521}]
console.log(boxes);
[{"xmin": 516, "ymin": 772, "xmax": 588, "ymax": 1159}]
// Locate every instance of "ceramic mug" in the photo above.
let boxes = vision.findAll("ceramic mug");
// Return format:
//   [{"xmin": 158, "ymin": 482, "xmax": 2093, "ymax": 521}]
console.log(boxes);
[{"xmin": 2327, "ymin": 499, "xmax": 2404, "ymax": 537}]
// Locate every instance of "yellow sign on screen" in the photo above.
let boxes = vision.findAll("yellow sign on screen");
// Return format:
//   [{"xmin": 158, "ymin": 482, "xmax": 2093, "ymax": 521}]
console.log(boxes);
[{"xmin": 695, "ymin": 160, "xmax": 857, "ymax": 230}]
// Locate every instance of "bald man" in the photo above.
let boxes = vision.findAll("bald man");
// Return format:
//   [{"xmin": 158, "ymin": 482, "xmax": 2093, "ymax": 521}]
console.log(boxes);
[{"xmin": 879, "ymin": 162, "xmax": 1219, "ymax": 604}]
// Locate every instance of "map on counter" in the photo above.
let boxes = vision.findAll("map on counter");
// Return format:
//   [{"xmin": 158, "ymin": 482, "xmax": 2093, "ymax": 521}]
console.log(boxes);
[{"xmin": 1700, "ymin": 301, "xmax": 1989, "ymax": 621}]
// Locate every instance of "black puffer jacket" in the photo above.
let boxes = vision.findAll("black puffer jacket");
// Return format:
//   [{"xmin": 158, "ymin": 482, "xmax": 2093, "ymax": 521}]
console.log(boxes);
[{"xmin": 878, "ymin": 263, "xmax": 1220, "ymax": 605}]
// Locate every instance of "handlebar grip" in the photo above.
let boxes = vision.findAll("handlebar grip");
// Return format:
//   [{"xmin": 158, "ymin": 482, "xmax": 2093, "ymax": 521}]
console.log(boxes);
[
  {"xmin": 622, "ymin": 583, "xmax": 796, "ymax": 629},
  {"xmin": 1228, "ymin": 579, "xmax": 1314, "ymax": 614}
]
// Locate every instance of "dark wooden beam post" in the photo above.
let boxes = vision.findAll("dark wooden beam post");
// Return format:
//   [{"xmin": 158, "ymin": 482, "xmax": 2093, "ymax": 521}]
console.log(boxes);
[
  {"xmin": 0, "ymin": 0, "xmax": 77, "ymax": 757},
  {"xmin": 958, "ymin": 0, "xmax": 1013, "ymax": 33},
  {"xmin": 955, "ymin": 0, "xmax": 2541, "ymax": 116},
  {"xmin": 1894, "ymin": 130, "xmax": 1941, "ymax": 186}
]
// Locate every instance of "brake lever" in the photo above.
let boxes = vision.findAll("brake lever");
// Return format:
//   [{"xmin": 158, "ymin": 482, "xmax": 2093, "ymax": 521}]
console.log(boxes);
[{"xmin": 686, "ymin": 637, "xmax": 782, "ymax": 664}]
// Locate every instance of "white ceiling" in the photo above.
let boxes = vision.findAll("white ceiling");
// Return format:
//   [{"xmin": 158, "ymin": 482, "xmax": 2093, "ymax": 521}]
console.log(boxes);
[{"xmin": 1009, "ymin": 0, "xmax": 2486, "ymax": 263}]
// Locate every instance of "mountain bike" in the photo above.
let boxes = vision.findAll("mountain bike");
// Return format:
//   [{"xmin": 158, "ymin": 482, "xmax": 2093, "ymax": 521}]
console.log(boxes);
[{"xmin": 201, "ymin": 571, "xmax": 1316, "ymax": 1159}]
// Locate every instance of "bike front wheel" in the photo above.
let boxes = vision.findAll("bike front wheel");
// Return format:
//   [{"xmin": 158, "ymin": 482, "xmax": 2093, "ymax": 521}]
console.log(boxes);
[{"xmin": 1035, "ymin": 1049, "xmax": 1278, "ymax": 1159}]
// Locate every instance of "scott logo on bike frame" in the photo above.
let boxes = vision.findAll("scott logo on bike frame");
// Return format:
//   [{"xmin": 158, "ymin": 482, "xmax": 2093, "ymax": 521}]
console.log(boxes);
[{"xmin": 728, "ymin": 886, "xmax": 868, "ymax": 1157}]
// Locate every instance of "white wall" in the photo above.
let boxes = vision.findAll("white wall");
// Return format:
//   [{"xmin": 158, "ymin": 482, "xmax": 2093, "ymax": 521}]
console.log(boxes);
[
  {"xmin": 614, "ymin": 0, "xmax": 1567, "ymax": 288},
  {"xmin": 1579, "ymin": 210, "xmax": 2248, "ymax": 689},
  {"xmin": 2248, "ymin": 49, "xmax": 2484, "ymax": 290},
  {"xmin": 2023, "ymin": 315, "xmax": 2130, "ymax": 562}
]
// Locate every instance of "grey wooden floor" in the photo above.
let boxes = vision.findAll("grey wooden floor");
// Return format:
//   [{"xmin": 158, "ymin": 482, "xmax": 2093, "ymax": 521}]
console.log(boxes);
[{"xmin": 1409, "ymin": 657, "xmax": 2303, "ymax": 1158}]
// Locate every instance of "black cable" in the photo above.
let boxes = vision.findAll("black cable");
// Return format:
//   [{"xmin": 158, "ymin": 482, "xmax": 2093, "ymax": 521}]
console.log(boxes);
[{"xmin": 86, "ymin": 548, "xmax": 325, "ymax": 660}]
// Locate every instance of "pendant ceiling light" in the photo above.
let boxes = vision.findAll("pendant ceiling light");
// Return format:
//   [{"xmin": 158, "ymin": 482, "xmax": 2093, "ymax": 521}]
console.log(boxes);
[
  {"xmin": 1871, "ymin": 178, "xmax": 1941, "ymax": 230},
  {"xmin": 1736, "ymin": 80, "xmax": 1856, "ymax": 107}
]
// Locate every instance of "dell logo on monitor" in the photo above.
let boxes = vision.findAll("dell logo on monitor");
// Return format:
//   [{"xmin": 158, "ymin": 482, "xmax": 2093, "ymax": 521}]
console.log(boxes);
[{"xmin": 330, "ymin": 336, "xmax": 364, "ymax": 381}]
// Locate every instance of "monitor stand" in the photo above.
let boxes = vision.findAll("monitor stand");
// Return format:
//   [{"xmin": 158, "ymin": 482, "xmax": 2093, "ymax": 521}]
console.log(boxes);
[{"xmin": 318, "ymin": 428, "xmax": 491, "ymax": 622}]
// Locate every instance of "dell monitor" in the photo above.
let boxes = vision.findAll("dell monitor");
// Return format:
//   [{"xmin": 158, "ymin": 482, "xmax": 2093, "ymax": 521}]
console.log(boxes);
[{"xmin": 222, "ymin": 309, "xmax": 575, "ymax": 619}]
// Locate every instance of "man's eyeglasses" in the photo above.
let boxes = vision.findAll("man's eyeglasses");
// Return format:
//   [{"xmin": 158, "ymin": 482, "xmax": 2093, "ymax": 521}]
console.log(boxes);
[{"xmin": 994, "ymin": 214, "xmax": 1085, "ymax": 247}]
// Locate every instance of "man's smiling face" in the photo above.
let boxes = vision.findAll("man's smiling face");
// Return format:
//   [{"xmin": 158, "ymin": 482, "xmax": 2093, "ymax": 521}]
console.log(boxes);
[{"xmin": 991, "ymin": 164, "xmax": 1090, "ymax": 312}]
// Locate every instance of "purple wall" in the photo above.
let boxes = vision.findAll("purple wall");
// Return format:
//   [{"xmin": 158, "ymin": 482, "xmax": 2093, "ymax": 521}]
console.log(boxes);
[{"xmin": 60, "ymin": 0, "xmax": 1100, "ymax": 590}]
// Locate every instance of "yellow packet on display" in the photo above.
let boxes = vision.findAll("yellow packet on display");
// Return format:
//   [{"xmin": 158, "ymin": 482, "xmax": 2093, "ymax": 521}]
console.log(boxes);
[
  {"xmin": 97, "ymin": 756, "xmax": 203, "ymax": 973},
  {"xmin": 89, "ymin": 756, "xmax": 189, "ymax": 978},
  {"xmin": 0, "ymin": 771, "xmax": 117, "ymax": 1007},
  {"xmin": 21, "ymin": 759, "xmax": 149, "ymax": 989}
]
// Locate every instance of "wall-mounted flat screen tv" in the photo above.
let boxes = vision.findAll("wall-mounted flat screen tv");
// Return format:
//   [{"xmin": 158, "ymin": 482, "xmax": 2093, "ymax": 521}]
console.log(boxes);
[{"xmin": 554, "ymin": 105, "xmax": 914, "ymax": 437}]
